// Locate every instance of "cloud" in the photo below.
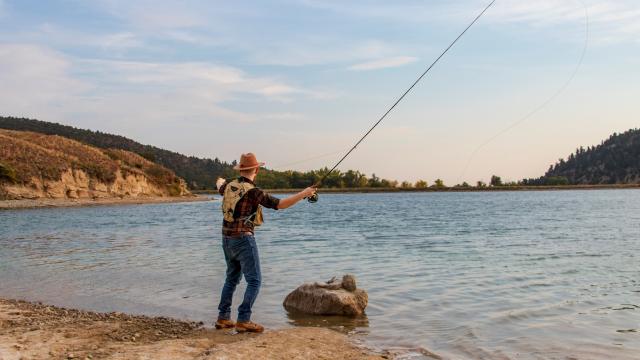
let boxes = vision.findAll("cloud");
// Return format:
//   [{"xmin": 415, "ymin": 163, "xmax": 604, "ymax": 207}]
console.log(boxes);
[
  {"xmin": 83, "ymin": 59, "xmax": 307, "ymax": 102},
  {"xmin": 99, "ymin": 32, "xmax": 143, "ymax": 53},
  {"xmin": 261, "ymin": 112, "xmax": 307, "ymax": 121},
  {"xmin": 302, "ymin": 0, "xmax": 640, "ymax": 44},
  {"xmin": 348, "ymin": 56, "xmax": 418, "ymax": 71},
  {"xmin": 0, "ymin": 44, "xmax": 90, "ymax": 120},
  {"xmin": 0, "ymin": 24, "xmax": 147, "ymax": 56},
  {"xmin": 246, "ymin": 38, "xmax": 399, "ymax": 67},
  {"xmin": 0, "ymin": 42, "xmax": 318, "ymax": 131},
  {"xmin": 94, "ymin": 0, "xmax": 208, "ymax": 30}
]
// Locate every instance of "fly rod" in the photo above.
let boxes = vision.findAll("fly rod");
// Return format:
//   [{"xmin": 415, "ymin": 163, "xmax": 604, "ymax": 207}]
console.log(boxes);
[{"xmin": 307, "ymin": 0, "xmax": 496, "ymax": 203}]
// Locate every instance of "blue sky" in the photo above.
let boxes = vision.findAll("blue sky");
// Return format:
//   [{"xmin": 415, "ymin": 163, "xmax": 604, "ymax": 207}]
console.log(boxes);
[{"xmin": 1, "ymin": 0, "xmax": 639, "ymax": 184}]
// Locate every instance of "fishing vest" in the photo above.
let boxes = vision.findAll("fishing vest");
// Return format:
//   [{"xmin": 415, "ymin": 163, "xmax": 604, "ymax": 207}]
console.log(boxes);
[{"xmin": 221, "ymin": 179, "xmax": 263, "ymax": 226}]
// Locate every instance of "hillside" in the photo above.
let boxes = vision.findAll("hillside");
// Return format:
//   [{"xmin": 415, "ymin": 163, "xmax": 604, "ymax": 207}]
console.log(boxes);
[
  {"xmin": 0, "ymin": 117, "xmax": 400, "ymax": 189},
  {"xmin": 0, "ymin": 129, "xmax": 190, "ymax": 200},
  {"xmin": 525, "ymin": 128, "xmax": 640, "ymax": 185},
  {"xmin": 0, "ymin": 116, "xmax": 233, "ymax": 189}
]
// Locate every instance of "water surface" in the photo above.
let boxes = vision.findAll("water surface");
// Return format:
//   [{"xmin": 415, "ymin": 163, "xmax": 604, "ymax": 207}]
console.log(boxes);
[{"xmin": 1, "ymin": 190, "xmax": 639, "ymax": 359}]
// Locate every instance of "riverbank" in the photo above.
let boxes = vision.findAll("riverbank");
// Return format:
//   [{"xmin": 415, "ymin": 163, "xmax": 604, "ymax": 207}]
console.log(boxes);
[
  {"xmin": 0, "ymin": 299, "xmax": 386, "ymax": 360},
  {"xmin": 0, "ymin": 195, "xmax": 210, "ymax": 210},
  {"xmin": 192, "ymin": 184, "xmax": 640, "ymax": 195}
]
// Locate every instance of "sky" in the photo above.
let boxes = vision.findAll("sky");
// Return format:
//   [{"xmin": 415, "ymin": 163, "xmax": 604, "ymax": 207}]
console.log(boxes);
[{"xmin": 0, "ymin": 0, "xmax": 639, "ymax": 184}]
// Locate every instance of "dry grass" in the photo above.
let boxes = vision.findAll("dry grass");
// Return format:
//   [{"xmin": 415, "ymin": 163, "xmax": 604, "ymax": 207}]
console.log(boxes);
[
  {"xmin": 0, "ymin": 130, "xmax": 180, "ymax": 190},
  {"xmin": 104, "ymin": 148, "xmax": 181, "ymax": 189}
]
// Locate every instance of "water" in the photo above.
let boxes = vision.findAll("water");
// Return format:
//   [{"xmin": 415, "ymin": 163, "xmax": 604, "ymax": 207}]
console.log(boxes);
[{"xmin": 1, "ymin": 190, "xmax": 639, "ymax": 359}]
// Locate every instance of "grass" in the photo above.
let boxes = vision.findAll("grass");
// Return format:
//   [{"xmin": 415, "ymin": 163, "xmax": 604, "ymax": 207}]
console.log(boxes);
[{"xmin": 0, "ymin": 130, "xmax": 184, "ymax": 193}]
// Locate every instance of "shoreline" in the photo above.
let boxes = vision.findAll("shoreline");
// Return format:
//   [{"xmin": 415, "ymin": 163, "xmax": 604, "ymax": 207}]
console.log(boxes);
[
  {"xmin": 0, "ymin": 195, "xmax": 211, "ymax": 210},
  {"xmin": 0, "ymin": 298, "xmax": 386, "ymax": 360},
  {"xmin": 193, "ymin": 184, "xmax": 640, "ymax": 194}
]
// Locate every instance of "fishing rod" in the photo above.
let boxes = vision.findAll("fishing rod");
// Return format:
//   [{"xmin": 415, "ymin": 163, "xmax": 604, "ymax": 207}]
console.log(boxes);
[{"xmin": 307, "ymin": 0, "xmax": 496, "ymax": 203}]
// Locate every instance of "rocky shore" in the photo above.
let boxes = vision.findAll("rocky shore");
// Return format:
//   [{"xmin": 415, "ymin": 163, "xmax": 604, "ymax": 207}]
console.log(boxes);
[
  {"xmin": 0, "ymin": 299, "xmax": 386, "ymax": 360},
  {"xmin": 0, "ymin": 195, "xmax": 209, "ymax": 210}
]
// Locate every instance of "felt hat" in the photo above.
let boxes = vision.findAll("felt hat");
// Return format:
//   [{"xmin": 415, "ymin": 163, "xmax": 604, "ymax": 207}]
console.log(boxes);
[{"xmin": 233, "ymin": 153, "xmax": 265, "ymax": 171}]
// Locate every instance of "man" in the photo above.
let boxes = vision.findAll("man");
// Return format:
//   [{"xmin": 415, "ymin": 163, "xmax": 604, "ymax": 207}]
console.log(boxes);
[{"xmin": 214, "ymin": 153, "xmax": 316, "ymax": 333}]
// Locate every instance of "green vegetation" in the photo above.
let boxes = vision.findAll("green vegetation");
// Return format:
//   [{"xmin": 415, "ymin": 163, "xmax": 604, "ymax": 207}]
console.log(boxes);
[
  {"xmin": 0, "ymin": 117, "xmax": 399, "ymax": 190},
  {"xmin": 523, "ymin": 128, "xmax": 640, "ymax": 185},
  {"xmin": 0, "ymin": 162, "xmax": 17, "ymax": 183},
  {"xmin": 415, "ymin": 180, "xmax": 428, "ymax": 188},
  {"xmin": 3, "ymin": 117, "xmax": 638, "ymax": 190}
]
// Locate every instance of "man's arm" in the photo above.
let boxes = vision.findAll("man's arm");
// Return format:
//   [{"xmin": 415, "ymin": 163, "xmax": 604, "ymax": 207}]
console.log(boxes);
[{"xmin": 277, "ymin": 186, "xmax": 316, "ymax": 210}]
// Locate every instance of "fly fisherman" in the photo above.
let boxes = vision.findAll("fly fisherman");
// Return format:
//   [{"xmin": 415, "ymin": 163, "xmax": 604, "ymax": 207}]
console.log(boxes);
[{"xmin": 214, "ymin": 153, "xmax": 316, "ymax": 333}]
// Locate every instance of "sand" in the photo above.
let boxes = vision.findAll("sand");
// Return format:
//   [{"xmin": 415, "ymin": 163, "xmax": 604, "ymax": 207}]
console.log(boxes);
[
  {"xmin": 0, "ymin": 299, "xmax": 387, "ymax": 360},
  {"xmin": 0, "ymin": 195, "xmax": 210, "ymax": 210}
]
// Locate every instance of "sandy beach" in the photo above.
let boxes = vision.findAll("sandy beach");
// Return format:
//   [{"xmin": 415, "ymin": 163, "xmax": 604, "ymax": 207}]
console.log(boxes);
[
  {"xmin": 0, "ymin": 299, "xmax": 388, "ymax": 360},
  {"xmin": 0, "ymin": 195, "xmax": 211, "ymax": 210}
]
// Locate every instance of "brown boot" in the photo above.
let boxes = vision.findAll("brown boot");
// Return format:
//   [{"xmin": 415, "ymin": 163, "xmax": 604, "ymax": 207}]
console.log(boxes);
[
  {"xmin": 215, "ymin": 318, "xmax": 235, "ymax": 329},
  {"xmin": 235, "ymin": 321, "xmax": 264, "ymax": 333}
]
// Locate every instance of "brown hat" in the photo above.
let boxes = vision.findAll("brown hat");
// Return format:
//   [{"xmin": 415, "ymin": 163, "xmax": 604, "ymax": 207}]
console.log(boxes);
[{"xmin": 233, "ymin": 153, "xmax": 265, "ymax": 171}]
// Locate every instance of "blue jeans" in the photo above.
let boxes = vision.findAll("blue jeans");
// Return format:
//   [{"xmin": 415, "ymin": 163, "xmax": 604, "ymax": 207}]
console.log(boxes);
[{"xmin": 217, "ymin": 234, "xmax": 262, "ymax": 322}]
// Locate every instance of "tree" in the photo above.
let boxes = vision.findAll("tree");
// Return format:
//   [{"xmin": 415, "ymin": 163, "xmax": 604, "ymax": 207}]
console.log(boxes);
[
  {"xmin": 415, "ymin": 179, "xmax": 428, "ymax": 188},
  {"xmin": 476, "ymin": 180, "xmax": 487, "ymax": 188},
  {"xmin": 400, "ymin": 181, "xmax": 413, "ymax": 188},
  {"xmin": 490, "ymin": 175, "xmax": 502, "ymax": 187},
  {"xmin": 368, "ymin": 173, "xmax": 382, "ymax": 187},
  {"xmin": 433, "ymin": 179, "xmax": 445, "ymax": 188}
]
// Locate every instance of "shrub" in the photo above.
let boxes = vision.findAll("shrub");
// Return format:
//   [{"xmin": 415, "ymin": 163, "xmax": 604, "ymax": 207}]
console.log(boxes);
[{"xmin": 0, "ymin": 162, "xmax": 17, "ymax": 183}]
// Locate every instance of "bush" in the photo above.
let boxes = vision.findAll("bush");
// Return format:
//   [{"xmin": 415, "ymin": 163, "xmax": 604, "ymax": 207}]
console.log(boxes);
[
  {"xmin": 167, "ymin": 183, "xmax": 183, "ymax": 196},
  {"xmin": 0, "ymin": 162, "xmax": 17, "ymax": 183},
  {"xmin": 78, "ymin": 162, "xmax": 117, "ymax": 183}
]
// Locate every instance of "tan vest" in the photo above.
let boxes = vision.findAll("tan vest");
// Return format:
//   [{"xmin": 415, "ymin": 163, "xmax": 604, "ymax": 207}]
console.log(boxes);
[{"xmin": 221, "ymin": 179, "xmax": 263, "ymax": 226}]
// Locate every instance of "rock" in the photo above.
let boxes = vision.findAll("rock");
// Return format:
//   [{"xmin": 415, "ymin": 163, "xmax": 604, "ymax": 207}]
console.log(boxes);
[
  {"xmin": 283, "ymin": 274, "xmax": 368, "ymax": 316},
  {"xmin": 341, "ymin": 274, "xmax": 357, "ymax": 292}
]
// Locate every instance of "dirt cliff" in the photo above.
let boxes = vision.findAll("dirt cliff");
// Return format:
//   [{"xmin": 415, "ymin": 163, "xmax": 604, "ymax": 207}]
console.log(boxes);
[{"xmin": 0, "ymin": 130, "xmax": 190, "ymax": 200}]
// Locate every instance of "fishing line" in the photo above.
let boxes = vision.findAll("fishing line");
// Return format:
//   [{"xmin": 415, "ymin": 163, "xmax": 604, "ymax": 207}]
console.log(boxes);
[
  {"xmin": 458, "ymin": 0, "xmax": 589, "ymax": 183},
  {"xmin": 307, "ymin": 0, "xmax": 496, "ymax": 202}
]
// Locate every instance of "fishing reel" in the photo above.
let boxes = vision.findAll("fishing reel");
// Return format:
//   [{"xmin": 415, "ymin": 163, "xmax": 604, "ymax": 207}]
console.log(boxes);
[{"xmin": 307, "ymin": 192, "xmax": 319, "ymax": 203}]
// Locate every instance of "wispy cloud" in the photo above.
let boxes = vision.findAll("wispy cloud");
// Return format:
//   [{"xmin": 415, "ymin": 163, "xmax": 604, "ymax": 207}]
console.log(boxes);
[
  {"xmin": 302, "ymin": 0, "xmax": 640, "ymax": 44},
  {"xmin": 0, "ymin": 43, "xmax": 318, "ymax": 129},
  {"xmin": 261, "ymin": 112, "xmax": 307, "ymax": 122},
  {"xmin": 0, "ymin": 44, "xmax": 90, "ymax": 121},
  {"xmin": 245, "ymin": 38, "xmax": 400, "ymax": 67},
  {"xmin": 348, "ymin": 56, "xmax": 418, "ymax": 71},
  {"xmin": 95, "ymin": 0, "xmax": 208, "ymax": 30}
]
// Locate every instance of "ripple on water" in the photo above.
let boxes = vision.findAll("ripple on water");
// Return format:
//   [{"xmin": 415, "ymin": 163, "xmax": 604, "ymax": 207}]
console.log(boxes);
[{"xmin": 1, "ymin": 190, "xmax": 640, "ymax": 359}]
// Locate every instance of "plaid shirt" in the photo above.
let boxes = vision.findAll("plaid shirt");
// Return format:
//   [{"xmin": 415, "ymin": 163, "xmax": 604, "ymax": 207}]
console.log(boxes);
[{"xmin": 219, "ymin": 177, "xmax": 280, "ymax": 236}]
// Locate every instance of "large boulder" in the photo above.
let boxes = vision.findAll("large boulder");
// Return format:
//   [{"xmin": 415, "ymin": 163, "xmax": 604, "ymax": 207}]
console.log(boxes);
[{"xmin": 283, "ymin": 275, "xmax": 368, "ymax": 316}]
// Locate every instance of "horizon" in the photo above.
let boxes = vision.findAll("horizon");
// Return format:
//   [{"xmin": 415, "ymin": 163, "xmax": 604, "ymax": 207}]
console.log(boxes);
[{"xmin": 1, "ymin": 0, "xmax": 639, "ymax": 184}]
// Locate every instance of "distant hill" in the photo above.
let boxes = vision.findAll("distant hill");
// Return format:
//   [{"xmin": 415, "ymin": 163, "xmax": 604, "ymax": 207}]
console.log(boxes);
[
  {"xmin": 0, "ymin": 117, "xmax": 401, "ymax": 190},
  {"xmin": 0, "ymin": 116, "xmax": 233, "ymax": 189},
  {"xmin": 0, "ymin": 129, "xmax": 190, "ymax": 200},
  {"xmin": 524, "ymin": 128, "xmax": 640, "ymax": 185}
]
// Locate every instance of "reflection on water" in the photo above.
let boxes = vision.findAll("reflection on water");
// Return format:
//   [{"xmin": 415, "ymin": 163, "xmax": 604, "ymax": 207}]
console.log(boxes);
[
  {"xmin": 285, "ymin": 310, "xmax": 370, "ymax": 334},
  {"xmin": 1, "ymin": 190, "xmax": 640, "ymax": 359}
]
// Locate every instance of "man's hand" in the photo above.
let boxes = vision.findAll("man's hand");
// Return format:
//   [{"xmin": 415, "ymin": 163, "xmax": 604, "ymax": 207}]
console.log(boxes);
[
  {"xmin": 301, "ymin": 186, "xmax": 317, "ymax": 198},
  {"xmin": 277, "ymin": 186, "xmax": 317, "ymax": 209},
  {"xmin": 216, "ymin": 177, "xmax": 226, "ymax": 190}
]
